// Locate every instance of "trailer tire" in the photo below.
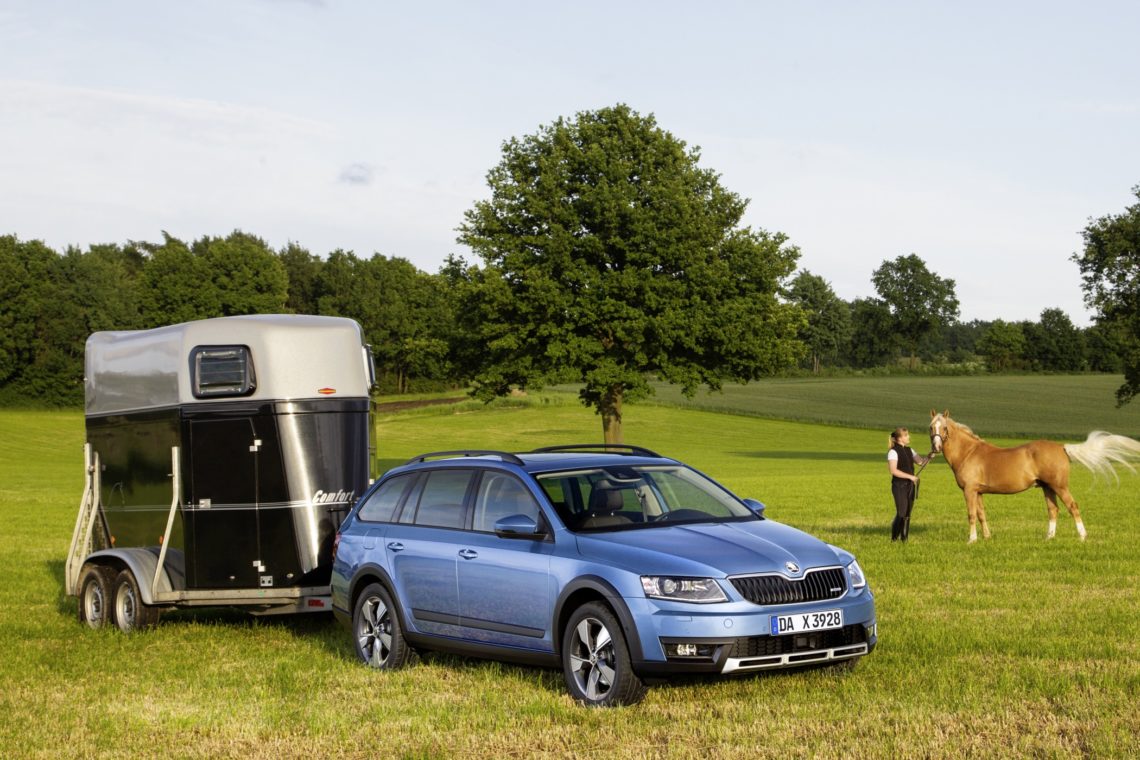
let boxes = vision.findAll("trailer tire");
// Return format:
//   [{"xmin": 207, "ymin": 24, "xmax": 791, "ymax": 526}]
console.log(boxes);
[
  {"xmin": 77, "ymin": 563, "xmax": 116, "ymax": 629},
  {"xmin": 111, "ymin": 569, "xmax": 159, "ymax": 633}
]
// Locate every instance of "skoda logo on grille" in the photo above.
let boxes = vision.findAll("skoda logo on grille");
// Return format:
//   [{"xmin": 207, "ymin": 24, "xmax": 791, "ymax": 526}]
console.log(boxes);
[{"xmin": 784, "ymin": 561, "xmax": 800, "ymax": 575}]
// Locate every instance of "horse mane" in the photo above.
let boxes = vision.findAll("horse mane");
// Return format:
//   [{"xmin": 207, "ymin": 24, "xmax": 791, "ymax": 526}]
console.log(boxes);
[{"xmin": 948, "ymin": 417, "xmax": 984, "ymax": 442}]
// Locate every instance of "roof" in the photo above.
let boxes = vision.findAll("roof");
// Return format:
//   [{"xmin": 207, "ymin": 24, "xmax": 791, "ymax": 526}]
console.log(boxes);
[{"xmin": 85, "ymin": 314, "xmax": 372, "ymax": 416}]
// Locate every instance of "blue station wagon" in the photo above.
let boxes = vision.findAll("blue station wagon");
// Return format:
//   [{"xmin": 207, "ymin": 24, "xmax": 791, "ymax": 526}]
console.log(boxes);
[{"xmin": 331, "ymin": 445, "xmax": 877, "ymax": 706}]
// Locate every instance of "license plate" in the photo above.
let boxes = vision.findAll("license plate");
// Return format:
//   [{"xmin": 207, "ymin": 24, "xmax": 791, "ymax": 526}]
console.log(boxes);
[{"xmin": 770, "ymin": 609, "xmax": 843, "ymax": 636}]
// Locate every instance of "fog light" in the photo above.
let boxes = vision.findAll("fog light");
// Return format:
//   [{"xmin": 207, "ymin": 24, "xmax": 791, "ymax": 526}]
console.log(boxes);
[{"xmin": 665, "ymin": 642, "xmax": 716, "ymax": 659}]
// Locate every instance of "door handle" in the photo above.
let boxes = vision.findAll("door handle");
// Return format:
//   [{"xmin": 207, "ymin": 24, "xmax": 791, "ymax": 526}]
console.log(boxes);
[
  {"xmin": 386, "ymin": 542, "xmax": 405, "ymax": 552},
  {"xmin": 458, "ymin": 549, "xmax": 478, "ymax": 560}
]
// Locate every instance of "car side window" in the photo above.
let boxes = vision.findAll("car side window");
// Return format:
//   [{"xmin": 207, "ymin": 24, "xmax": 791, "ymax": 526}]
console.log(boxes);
[
  {"xmin": 356, "ymin": 474, "xmax": 413, "ymax": 523},
  {"xmin": 473, "ymin": 472, "xmax": 541, "ymax": 532},
  {"xmin": 408, "ymin": 469, "xmax": 472, "ymax": 529}
]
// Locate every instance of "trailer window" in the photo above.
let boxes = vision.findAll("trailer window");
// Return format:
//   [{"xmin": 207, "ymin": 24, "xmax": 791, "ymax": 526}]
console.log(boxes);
[{"xmin": 191, "ymin": 346, "xmax": 256, "ymax": 398}]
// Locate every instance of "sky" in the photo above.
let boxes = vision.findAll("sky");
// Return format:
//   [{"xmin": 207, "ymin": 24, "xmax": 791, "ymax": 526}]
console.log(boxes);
[{"xmin": 2, "ymin": 1, "xmax": 1138, "ymax": 326}]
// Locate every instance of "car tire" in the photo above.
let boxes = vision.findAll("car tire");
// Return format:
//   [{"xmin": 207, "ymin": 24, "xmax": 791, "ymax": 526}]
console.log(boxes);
[
  {"xmin": 561, "ymin": 601, "xmax": 646, "ymax": 706},
  {"xmin": 353, "ymin": 583, "xmax": 415, "ymax": 669},
  {"xmin": 77, "ymin": 563, "xmax": 116, "ymax": 629},
  {"xmin": 111, "ymin": 569, "xmax": 159, "ymax": 632}
]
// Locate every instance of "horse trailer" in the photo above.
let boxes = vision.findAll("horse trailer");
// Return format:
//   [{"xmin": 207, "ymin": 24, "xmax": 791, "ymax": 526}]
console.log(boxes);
[{"xmin": 66, "ymin": 314, "xmax": 375, "ymax": 631}]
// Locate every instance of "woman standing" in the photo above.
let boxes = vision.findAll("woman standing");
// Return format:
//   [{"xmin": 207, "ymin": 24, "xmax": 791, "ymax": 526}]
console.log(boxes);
[{"xmin": 888, "ymin": 427, "xmax": 933, "ymax": 541}]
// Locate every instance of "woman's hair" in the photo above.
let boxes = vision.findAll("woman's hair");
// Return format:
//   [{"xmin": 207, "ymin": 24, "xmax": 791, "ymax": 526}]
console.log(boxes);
[{"xmin": 889, "ymin": 427, "xmax": 908, "ymax": 449}]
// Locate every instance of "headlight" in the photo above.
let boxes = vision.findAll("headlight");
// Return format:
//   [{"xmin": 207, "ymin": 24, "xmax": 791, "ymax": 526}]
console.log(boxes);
[
  {"xmin": 846, "ymin": 559, "xmax": 867, "ymax": 590},
  {"xmin": 640, "ymin": 576, "xmax": 727, "ymax": 603}
]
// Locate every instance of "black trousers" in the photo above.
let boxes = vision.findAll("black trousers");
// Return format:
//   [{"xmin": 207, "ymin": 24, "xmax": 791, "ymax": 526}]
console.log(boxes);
[{"xmin": 891, "ymin": 479, "xmax": 915, "ymax": 541}]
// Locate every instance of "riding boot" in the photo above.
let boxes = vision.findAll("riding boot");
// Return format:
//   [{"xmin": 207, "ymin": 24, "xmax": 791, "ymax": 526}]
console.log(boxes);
[
  {"xmin": 901, "ymin": 515, "xmax": 911, "ymax": 541},
  {"xmin": 891, "ymin": 516, "xmax": 903, "ymax": 541}
]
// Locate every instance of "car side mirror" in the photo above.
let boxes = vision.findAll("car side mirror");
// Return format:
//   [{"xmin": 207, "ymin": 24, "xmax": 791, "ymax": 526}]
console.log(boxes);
[
  {"xmin": 494, "ymin": 514, "xmax": 547, "ymax": 539},
  {"xmin": 742, "ymin": 498, "xmax": 766, "ymax": 518}
]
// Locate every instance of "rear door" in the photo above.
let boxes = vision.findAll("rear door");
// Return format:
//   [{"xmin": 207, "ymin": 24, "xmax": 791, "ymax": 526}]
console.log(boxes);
[{"xmin": 385, "ymin": 468, "xmax": 474, "ymax": 638}]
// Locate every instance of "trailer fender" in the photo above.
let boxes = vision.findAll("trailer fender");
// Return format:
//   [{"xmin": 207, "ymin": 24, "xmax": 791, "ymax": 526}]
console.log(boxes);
[{"xmin": 83, "ymin": 548, "xmax": 175, "ymax": 606}]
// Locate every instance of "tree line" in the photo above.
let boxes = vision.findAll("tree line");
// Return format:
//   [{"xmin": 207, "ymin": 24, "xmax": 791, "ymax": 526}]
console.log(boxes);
[
  {"xmin": 0, "ymin": 228, "xmax": 1118, "ymax": 407},
  {"xmin": 3, "ymin": 105, "xmax": 1137, "ymax": 436}
]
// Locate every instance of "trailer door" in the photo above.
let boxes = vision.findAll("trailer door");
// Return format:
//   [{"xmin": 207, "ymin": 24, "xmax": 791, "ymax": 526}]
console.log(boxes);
[{"xmin": 186, "ymin": 418, "xmax": 261, "ymax": 588}]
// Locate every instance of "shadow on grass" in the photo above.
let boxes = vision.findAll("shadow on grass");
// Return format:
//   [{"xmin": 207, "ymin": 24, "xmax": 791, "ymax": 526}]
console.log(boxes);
[
  {"xmin": 48, "ymin": 556, "xmax": 350, "ymax": 646},
  {"xmin": 49, "ymin": 552, "xmax": 867, "ymax": 702}
]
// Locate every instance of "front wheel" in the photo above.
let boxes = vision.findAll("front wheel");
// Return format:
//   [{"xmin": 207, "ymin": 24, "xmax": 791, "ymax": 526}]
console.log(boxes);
[
  {"xmin": 353, "ymin": 583, "xmax": 415, "ymax": 670},
  {"xmin": 77, "ymin": 564, "xmax": 115, "ymax": 629},
  {"xmin": 111, "ymin": 569, "xmax": 159, "ymax": 632},
  {"xmin": 561, "ymin": 601, "xmax": 646, "ymax": 706}
]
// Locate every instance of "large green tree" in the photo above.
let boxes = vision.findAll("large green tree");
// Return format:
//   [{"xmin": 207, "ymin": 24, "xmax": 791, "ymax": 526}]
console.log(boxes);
[
  {"xmin": 871, "ymin": 254, "xmax": 960, "ymax": 369},
  {"xmin": 456, "ymin": 104, "xmax": 805, "ymax": 442},
  {"xmin": 1073, "ymin": 186, "xmax": 1140, "ymax": 404},
  {"xmin": 787, "ymin": 271, "xmax": 851, "ymax": 373}
]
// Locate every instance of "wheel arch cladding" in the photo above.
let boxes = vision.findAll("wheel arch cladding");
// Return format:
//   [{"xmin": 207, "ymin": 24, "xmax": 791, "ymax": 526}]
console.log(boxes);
[{"xmin": 553, "ymin": 575, "xmax": 644, "ymax": 662}]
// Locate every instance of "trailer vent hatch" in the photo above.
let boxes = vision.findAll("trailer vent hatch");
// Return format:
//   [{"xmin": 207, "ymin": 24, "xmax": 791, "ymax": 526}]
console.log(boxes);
[{"xmin": 191, "ymin": 345, "xmax": 256, "ymax": 398}]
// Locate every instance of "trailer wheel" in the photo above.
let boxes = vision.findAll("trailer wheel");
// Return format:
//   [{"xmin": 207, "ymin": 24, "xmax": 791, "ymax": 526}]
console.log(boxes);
[
  {"xmin": 353, "ymin": 583, "xmax": 415, "ymax": 669},
  {"xmin": 77, "ymin": 563, "xmax": 115, "ymax": 629},
  {"xmin": 111, "ymin": 569, "xmax": 159, "ymax": 633}
]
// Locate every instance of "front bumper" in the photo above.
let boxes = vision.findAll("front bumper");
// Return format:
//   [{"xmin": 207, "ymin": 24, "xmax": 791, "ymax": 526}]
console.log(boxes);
[{"xmin": 628, "ymin": 589, "xmax": 877, "ymax": 677}]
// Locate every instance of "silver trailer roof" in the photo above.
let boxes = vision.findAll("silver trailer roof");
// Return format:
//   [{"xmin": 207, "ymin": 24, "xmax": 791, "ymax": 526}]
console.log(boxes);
[{"xmin": 85, "ymin": 314, "xmax": 372, "ymax": 415}]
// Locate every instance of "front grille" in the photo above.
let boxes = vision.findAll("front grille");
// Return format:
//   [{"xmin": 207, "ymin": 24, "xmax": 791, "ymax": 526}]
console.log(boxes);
[
  {"xmin": 729, "ymin": 624, "xmax": 867, "ymax": 658},
  {"xmin": 730, "ymin": 567, "xmax": 847, "ymax": 605}
]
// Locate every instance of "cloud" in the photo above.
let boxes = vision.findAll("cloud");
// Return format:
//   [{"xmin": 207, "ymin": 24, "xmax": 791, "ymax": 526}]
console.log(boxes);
[{"xmin": 338, "ymin": 162, "xmax": 375, "ymax": 186}]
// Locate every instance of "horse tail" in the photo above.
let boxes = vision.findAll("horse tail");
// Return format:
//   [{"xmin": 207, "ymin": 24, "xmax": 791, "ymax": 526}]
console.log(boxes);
[{"xmin": 1064, "ymin": 431, "xmax": 1140, "ymax": 480}]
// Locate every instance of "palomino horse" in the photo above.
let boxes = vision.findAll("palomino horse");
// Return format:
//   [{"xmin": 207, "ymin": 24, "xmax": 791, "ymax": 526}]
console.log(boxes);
[{"xmin": 929, "ymin": 410, "xmax": 1140, "ymax": 543}]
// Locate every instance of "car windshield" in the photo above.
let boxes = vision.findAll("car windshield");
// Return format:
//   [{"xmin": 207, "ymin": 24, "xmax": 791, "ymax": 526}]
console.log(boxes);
[{"xmin": 535, "ymin": 465, "xmax": 756, "ymax": 532}]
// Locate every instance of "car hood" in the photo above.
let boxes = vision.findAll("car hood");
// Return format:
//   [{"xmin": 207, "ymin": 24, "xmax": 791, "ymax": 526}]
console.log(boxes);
[{"xmin": 574, "ymin": 519, "xmax": 844, "ymax": 577}]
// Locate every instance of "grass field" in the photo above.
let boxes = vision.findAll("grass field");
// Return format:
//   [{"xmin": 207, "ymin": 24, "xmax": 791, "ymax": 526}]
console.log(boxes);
[
  {"xmin": 644, "ymin": 374, "xmax": 1140, "ymax": 439},
  {"xmin": 2, "ymin": 376, "xmax": 1139, "ymax": 758}
]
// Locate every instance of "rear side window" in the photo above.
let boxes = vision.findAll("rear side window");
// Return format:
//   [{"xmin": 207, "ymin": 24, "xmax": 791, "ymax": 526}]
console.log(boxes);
[
  {"xmin": 407, "ymin": 469, "xmax": 473, "ymax": 529},
  {"xmin": 191, "ymin": 346, "xmax": 256, "ymax": 398},
  {"xmin": 357, "ymin": 474, "xmax": 414, "ymax": 522}
]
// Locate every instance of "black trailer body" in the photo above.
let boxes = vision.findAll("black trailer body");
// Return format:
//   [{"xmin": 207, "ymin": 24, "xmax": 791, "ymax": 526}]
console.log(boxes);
[{"xmin": 67, "ymin": 315, "xmax": 374, "ymax": 630}]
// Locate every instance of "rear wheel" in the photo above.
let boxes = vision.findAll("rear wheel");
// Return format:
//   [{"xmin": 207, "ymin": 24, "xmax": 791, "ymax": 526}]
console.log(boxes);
[
  {"xmin": 111, "ymin": 569, "xmax": 159, "ymax": 632},
  {"xmin": 561, "ymin": 601, "xmax": 646, "ymax": 706},
  {"xmin": 77, "ymin": 564, "xmax": 115, "ymax": 629},
  {"xmin": 353, "ymin": 583, "xmax": 415, "ymax": 669}
]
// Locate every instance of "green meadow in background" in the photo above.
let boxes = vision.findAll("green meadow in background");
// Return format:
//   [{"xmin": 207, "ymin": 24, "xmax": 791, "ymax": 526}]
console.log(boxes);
[{"xmin": 2, "ymin": 375, "xmax": 1138, "ymax": 758}]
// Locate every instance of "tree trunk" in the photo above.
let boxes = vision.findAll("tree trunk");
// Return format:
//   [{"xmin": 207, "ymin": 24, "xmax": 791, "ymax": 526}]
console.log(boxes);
[{"xmin": 600, "ymin": 385, "xmax": 623, "ymax": 444}]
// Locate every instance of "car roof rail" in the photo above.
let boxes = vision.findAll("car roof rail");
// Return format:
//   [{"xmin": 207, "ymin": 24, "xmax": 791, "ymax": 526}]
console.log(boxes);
[
  {"xmin": 403, "ymin": 450, "xmax": 525, "ymax": 466},
  {"xmin": 528, "ymin": 443, "xmax": 663, "ymax": 458}
]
